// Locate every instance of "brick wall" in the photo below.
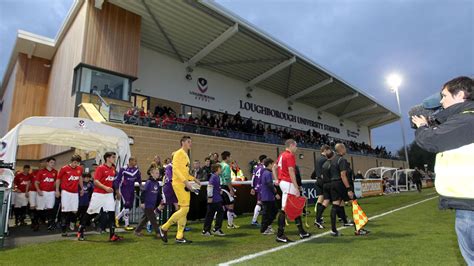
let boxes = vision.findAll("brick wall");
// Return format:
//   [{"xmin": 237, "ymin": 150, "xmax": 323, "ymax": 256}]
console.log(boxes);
[{"xmin": 108, "ymin": 123, "xmax": 405, "ymax": 180}]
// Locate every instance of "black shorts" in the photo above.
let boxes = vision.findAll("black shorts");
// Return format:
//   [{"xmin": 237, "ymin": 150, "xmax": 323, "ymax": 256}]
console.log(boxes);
[
  {"xmin": 221, "ymin": 185, "xmax": 235, "ymax": 205},
  {"xmin": 322, "ymin": 183, "xmax": 332, "ymax": 201},
  {"xmin": 315, "ymin": 179, "xmax": 323, "ymax": 195},
  {"xmin": 330, "ymin": 180, "xmax": 350, "ymax": 202}
]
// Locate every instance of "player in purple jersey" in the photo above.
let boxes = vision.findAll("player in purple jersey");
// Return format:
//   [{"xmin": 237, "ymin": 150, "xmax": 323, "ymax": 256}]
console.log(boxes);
[
  {"xmin": 202, "ymin": 163, "xmax": 225, "ymax": 236},
  {"xmin": 135, "ymin": 167, "xmax": 162, "ymax": 238},
  {"xmin": 259, "ymin": 158, "xmax": 280, "ymax": 234},
  {"xmin": 114, "ymin": 157, "xmax": 142, "ymax": 230},
  {"xmin": 251, "ymin": 154, "xmax": 267, "ymax": 226},
  {"xmin": 162, "ymin": 159, "xmax": 178, "ymax": 210},
  {"xmin": 77, "ymin": 173, "xmax": 94, "ymax": 227}
]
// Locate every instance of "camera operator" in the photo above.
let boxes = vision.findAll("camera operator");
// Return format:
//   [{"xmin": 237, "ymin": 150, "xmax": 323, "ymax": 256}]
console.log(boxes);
[{"xmin": 411, "ymin": 76, "xmax": 474, "ymax": 265}]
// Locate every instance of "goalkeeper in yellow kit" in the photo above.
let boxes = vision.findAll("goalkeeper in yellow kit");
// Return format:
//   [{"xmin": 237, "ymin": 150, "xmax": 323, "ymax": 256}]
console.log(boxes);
[{"xmin": 159, "ymin": 136, "xmax": 200, "ymax": 244}]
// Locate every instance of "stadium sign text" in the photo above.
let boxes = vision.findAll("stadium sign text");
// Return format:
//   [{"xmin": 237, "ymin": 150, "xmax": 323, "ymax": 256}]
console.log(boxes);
[
  {"xmin": 354, "ymin": 180, "xmax": 383, "ymax": 198},
  {"xmin": 239, "ymin": 100, "xmax": 340, "ymax": 134},
  {"xmin": 347, "ymin": 130, "xmax": 360, "ymax": 138}
]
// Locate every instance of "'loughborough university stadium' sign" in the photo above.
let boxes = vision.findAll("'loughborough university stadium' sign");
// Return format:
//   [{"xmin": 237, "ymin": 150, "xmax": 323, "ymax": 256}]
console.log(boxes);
[{"xmin": 239, "ymin": 100, "xmax": 340, "ymax": 134}]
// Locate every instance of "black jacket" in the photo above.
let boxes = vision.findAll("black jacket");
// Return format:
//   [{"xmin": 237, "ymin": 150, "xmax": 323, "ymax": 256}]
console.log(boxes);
[
  {"xmin": 315, "ymin": 155, "xmax": 327, "ymax": 179},
  {"xmin": 412, "ymin": 170, "xmax": 422, "ymax": 183},
  {"xmin": 295, "ymin": 166, "xmax": 302, "ymax": 187},
  {"xmin": 415, "ymin": 101, "xmax": 474, "ymax": 210},
  {"xmin": 415, "ymin": 101, "xmax": 474, "ymax": 153}
]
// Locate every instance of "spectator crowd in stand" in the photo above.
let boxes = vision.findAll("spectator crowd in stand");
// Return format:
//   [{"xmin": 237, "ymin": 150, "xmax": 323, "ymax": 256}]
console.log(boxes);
[{"xmin": 123, "ymin": 104, "xmax": 394, "ymax": 159}]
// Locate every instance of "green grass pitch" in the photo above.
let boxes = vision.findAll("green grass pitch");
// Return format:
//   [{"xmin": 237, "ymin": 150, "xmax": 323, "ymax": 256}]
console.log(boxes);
[{"xmin": 0, "ymin": 188, "xmax": 464, "ymax": 265}]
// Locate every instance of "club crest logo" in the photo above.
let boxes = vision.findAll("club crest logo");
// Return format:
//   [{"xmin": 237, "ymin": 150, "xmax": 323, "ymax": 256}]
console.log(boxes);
[
  {"xmin": 75, "ymin": 119, "xmax": 89, "ymax": 131},
  {"xmin": 197, "ymin": 78, "xmax": 208, "ymax": 93},
  {"xmin": 189, "ymin": 77, "xmax": 215, "ymax": 102}
]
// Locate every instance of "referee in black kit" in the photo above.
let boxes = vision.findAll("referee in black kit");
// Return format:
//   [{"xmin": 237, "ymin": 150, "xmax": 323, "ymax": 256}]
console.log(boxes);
[
  {"xmin": 329, "ymin": 143, "xmax": 356, "ymax": 236},
  {"xmin": 312, "ymin": 145, "xmax": 332, "ymax": 229}
]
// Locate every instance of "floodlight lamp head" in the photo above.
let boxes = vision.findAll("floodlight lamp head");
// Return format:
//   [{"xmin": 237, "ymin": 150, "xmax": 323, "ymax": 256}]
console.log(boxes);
[{"xmin": 387, "ymin": 73, "xmax": 402, "ymax": 91}]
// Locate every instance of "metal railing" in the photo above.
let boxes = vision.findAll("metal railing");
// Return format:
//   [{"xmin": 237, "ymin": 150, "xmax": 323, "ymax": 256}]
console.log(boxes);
[
  {"xmin": 90, "ymin": 92, "xmax": 129, "ymax": 122},
  {"xmin": 120, "ymin": 117, "xmax": 397, "ymax": 159},
  {"xmin": 90, "ymin": 91, "xmax": 110, "ymax": 121}
]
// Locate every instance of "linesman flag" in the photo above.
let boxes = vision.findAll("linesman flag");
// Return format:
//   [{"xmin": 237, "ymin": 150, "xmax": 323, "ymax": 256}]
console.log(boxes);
[
  {"xmin": 352, "ymin": 200, "xmax": 368, "ymax": 231},
  {"xmin": 285, "ymin": 194, "xmax": 306, "ymax": 221}
]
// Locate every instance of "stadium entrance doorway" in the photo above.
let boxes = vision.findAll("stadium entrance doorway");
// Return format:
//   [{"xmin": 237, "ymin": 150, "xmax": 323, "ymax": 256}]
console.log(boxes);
[{"xmin": 131, "ymin": 94, "xmax": 150, "ymax": 113}]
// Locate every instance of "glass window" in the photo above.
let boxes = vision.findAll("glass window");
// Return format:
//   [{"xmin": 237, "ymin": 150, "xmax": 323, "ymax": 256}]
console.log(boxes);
[
  {"xmin": 191, "ymin": 107, "xmax": 201, "ymax": 119},
  {"xmin": 76, "ymin": 66, "xmax": 131, "ymax": 101},
  {"xmin": 183, "ymin": 106, "xmax": 192, "ymax": 118},
  {"xmin": 72, "ymin": 67, "xmax": 81, "ymax": 96}
]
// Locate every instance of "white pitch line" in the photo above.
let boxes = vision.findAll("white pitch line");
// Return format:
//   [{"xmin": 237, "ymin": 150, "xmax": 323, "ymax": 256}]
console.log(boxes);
[{"xmin": 219, "ymin": 196, "xmax": 438, "ymax": 266}]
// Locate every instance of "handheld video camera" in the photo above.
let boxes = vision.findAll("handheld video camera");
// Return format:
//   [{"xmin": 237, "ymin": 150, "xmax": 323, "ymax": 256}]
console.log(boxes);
[{"xmin": 408, "ymin": 93, "xmax": 443, "ymax": 129}]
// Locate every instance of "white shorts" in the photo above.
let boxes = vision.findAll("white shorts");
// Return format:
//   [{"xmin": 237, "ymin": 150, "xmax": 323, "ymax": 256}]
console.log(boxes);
[
  {"xmin": 14, "ymin": 192, "xmax": 28, "ymax": 208},
  {"xmin": 87, "ymin": 193, "xmax": 115, "ymax": 214},
  {"xmin": 61, "ymin": 191, "xmax": 79, "ymax": 212},
  {"xmin": 36, "ymin": 191, "xmax": 56, "ymax": 210},
  {"xmin": 28, "ymin": 191, "xmax": 37, "ymax": 208},
  {"xmin": 279, "ymin": 180, "xmax": 299, "ymax": 210}
]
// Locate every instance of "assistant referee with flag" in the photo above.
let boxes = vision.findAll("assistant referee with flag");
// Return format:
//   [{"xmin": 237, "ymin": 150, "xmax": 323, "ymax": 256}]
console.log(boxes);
[{"xmin": 329, "ymin": 143, "xmax": 369, "ymax": 236}]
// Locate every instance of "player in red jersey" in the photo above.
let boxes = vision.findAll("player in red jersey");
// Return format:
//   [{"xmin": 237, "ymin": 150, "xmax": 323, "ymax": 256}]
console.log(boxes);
[
  {"xmin": 77, "ymin": 152, "xmax": 122, "ymax": 242},
  {"xmin": 13, "ymin": 165, "xmax": 31, "ymax": 226},
  {"xmin": 28, "ymin": 162, "xmax": 44, "ymax": 231},
  {"xmin": 56, "ymin": 155, "xmax": 84, "ymax": 236},
  {"xmin": 35, "ymin": 157, "xmax": 57, "ymax": 230},
  {"xmin": 273, "ymin": 139, "xmax": 310, "ymax": 243}
]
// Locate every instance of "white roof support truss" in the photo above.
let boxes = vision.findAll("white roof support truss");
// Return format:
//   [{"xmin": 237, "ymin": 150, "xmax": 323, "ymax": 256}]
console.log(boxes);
[
  {"xmin": 317, "ymin": 93, "xmax": 359, "ymax": 111},
  {"xmin": 187, "ymin": 23, "xmax": 239, "ymax": 68},
  {"xmin": 197, "ymin": 58, "xmax": 284, "ymax": 67},
  {"xmin": 142, "ymin": 0, "xmax": 184, "ymax": 62},
  {"xmin": 340, "ymin": 104, "xmax": 378, "ymax": 119},
  {"xmin": 246, "ymin": 56, "xmax": 296, "ymax": 88},
  {"xmin": 286, "ymin": 77, "xmax": 333, "ymax": 101}
]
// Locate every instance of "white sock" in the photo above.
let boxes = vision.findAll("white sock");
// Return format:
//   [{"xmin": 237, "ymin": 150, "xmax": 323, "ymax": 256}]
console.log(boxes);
[
  {"xmin": 123, "ymin": 209, "xmax": 130, "ymax": 226},
  {"xmin": 252, "ymin": 205, "xmax": 261, "ymax": 223},
  {"xmin": 227, "ymin": 210, "xmax": 234, "ymax": 226},
  {"xmin": 116, "ymin": 209, "xmax": 125, "ymax": 220}
]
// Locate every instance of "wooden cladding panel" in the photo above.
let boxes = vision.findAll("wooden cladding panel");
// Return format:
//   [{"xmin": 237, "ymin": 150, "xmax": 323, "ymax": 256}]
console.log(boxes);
[
  {"xmin": 10, "ymin": 53, "xmax": 51, "ymax": 160},
  {"xmin": 9, "ymin": 54, "xmax": 50, "ymax": 127},
  {"xmin": 42, "ymin": 0, "xmax": 87, "ymax": 159},
  {"xmin": 83, "ymin": 0, "xmax": 141, "ymax": 77}
]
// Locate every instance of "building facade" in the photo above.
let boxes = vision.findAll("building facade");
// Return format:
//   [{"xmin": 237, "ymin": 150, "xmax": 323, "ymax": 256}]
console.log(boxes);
[{"xmin": 0, "ymin": 0, "xmax": 403, "ymax": 176}]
